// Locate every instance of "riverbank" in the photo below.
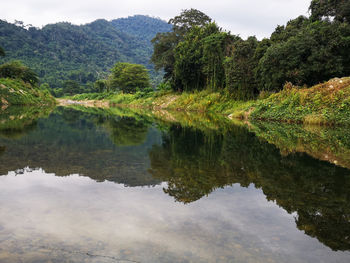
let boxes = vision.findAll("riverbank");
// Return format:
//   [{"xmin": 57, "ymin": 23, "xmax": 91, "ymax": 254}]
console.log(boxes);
[
  {"xmin": 0, "ymin": 78, "xmax": 55, "ymax": 107},
  {"xmin": 53, "ymin": 104, "xmax": 350, "ymax": 171},
  {"xmin": 63, "ymin": 77, "xmax": 350, "ymax": 125}
]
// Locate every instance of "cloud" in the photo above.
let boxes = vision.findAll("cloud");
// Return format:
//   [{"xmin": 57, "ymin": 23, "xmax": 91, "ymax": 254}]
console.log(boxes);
[{"xmin": 0, "ymin": 0, "xmax": 310, "ymax": 38}]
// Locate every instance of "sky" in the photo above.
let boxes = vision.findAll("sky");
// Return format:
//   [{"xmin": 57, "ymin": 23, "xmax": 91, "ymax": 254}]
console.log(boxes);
[{"xmin": 1, "ymin": 0, "xmax": 310, "ymax": 39}]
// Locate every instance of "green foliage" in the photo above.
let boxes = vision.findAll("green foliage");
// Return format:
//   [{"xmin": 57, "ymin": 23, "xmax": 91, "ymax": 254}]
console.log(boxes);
[
  {"xmin": 309, "ymin": 0, "xmax": 350, "ymax": 22},
  {"xmin": 0, "ymin": 78, "xmax": 55, "ymax": 106},
  {"xmin": 169, "ymin": 8, "xmax": 212, "ymax": 34},
  {"xmin": 108, "ymin": 62, "xmax": 150, "ymax": 93},
  {"xmin": 0, "ymin": 16, "xmax": 171, "ymax": 94},
  {"xmin": 151, "ymin": 9, "xmax": 212, "ymax": 89},
  {"xmin": 0, "ymin": 60, "xmax": 38, "ymax": 85},
  {"xmin": 62, "ymin": 80, "xmax": 82, "ymax": 95},
  {"xmin": 156, "ymin": 81, "xmax": 172, "ymax": 92},
  {"xmin": 224, "ymin": 36, "xmax": 259, "ymax": 99},
  {"xmin": 257, "ymin": 20, "xmax": 350, "ymax": 91},
  {"xmin": 70, "ymin": 92, "xmax": 114, "ymax": 101},
  {"xmin": 0, "ymin": 46, "xmax": 4, "ymax": 56},
  {"xmin": 249, "ymin": 77, "xmax": 350, "ymax": 125},
  {"xmin": 151, "ymin": 32, "xmax": 177, "ymax": 80},
  {"xmin": 94, "ymin": 79, "xmax": 108, "ymax": 93},
  {"xmin": 173, "ymin": 23, "xmax": 235, "ymax": 91},
  {"xmin": 151, "ymin": 3, "xmax": 350, "ymax": 98},
  {"xmin": 111, "ymin": 15, "xmax": 172, "ymax": 43}
]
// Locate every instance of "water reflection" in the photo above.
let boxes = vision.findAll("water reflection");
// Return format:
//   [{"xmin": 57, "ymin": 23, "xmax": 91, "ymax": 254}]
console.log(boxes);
[
  {"xmin": 0, "ymin": 106, "xmax": 53, "ymax": 139},
  {"xmin": 149, "ymin": 124, "xmax": 350, "ymax": 251},
  {"xmin": 0, "ymin": 106, "xmax": 350, "ymax": 261},
  {"xmin": 0, "ymin": 107, "xmax": 161, "ymax": 186},
  {"xmin": 0, "ymin": 170, "xmax": 348, "ymax": 263}
]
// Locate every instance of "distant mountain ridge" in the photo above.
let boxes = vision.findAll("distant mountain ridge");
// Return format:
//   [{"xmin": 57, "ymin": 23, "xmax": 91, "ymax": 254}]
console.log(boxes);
[{"xmin": 0, "ymin": 15, "xmax": 171, "ymax": 92}]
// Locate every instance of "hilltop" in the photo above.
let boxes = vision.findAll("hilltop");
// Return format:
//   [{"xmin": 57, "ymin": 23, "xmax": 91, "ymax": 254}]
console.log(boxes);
[{"xmin": 0, "ymin": 16, "xmax": 171, "ymax": 93}]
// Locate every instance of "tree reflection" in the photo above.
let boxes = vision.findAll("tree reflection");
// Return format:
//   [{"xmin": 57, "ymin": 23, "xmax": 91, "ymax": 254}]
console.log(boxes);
[
  {"xmin": 0, "ymin": 106, "xmax": 53, "ymax": 139},
  {"xmin": 0, "ymin": 107, "xmax": 160, "ymax": 187},
  {"xmin": 149, "ymin": 125, "xmax": 226, "ymax": 203},
  {"xmin": 149, "ymin": 124, "xmax": 350, "ymax": 251},
  {"xmin": 103, "ymin": 117, "xmax": 149, "ymax": 146}
]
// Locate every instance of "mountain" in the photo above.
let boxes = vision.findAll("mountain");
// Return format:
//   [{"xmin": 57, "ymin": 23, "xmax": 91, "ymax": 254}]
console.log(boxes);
[
  {"xmin": 0, "ymin": 15, "xmax": 171, "ymax": 93},
  {"xmin": 111, "ymin": 15, "xmax": 172, "ymax": 42}
]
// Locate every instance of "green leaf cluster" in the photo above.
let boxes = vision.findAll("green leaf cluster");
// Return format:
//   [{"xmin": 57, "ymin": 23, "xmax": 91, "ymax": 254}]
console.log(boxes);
[
  {"xmin": 108, "ymin": 62, "xmax": 150, "ymax": 93},
  {"xmin": 152, "ymin": 1, "xmax": 350, "ymax": 99}
]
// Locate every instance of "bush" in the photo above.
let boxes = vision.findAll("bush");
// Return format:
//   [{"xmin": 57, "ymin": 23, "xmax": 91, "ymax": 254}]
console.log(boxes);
[{"xmin": 0, "ymin": 61, "xmax": 39, "ymax": 85}]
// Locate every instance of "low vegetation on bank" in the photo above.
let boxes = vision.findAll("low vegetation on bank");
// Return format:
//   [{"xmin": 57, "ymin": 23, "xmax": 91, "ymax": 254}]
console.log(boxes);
[
  {"xmin": 248, "ymin": 77, "xmax": 350, "ymax": 125},
  {"xmin": 67, "ymin": 76, "xmax": 350, "ymax": 126},
  {"xmin": 0, "ymin": 59, "xmax": 55, "ymax": 107},
  {"xmin": 0, "ymin": 78, "xmax": 55, "ymax": 107}
]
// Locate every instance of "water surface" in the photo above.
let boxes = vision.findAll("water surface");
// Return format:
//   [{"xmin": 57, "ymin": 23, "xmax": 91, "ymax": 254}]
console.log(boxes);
[{"xmin": 0, "ymin": 106, "xmax": 349, "ymax": 263}]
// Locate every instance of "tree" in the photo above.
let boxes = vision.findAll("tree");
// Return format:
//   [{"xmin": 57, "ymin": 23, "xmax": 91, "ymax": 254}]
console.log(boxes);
[
  {"xmin": 169, "ymin": 8, "xmax": 212, "ymax": 35},
  {"xmin": 63, "ymin": 80, "xmax": 81, "ymax": 95},
  {"xmin": 270, "ymin": 16, "xmax": 309, "ymax": 43},
  {"xmin": 224, "ymin": 36, "xmax": 259, "ymax": 99},
  {"xmin": 151, "ymin": 32, "xmax": 177, "ymax": 80},
  {"xmin": 108, "ymin": 62, "xmax": 150, "ymax": 93},
  {"xmin": 256, "ymin": 20, "xmax": 350, "ymax": 91},
  {"xmin": 151, "ymin": 9, "xmax": 212, "ymax": 90},
  {"xmin": 173, "ymin": 22, "xmax": 234, "ymax": 91},
  {"xmin": 0, "ymin": 46, "xmax": 5, "ymax": 56},
  {"xmin": 309, "ymin": 0, "xmax": 350, "ymax": 22},
  {"xmin": 0, "ymin": 60, "xmax": 38, "ymax": 85},
  {"xmin": 94, "ymin": 79, "xmax": 108, "ymax": 92},
  {"xmin": 202, "ymin": 26, "xmax": 237, "ymax": 90}
]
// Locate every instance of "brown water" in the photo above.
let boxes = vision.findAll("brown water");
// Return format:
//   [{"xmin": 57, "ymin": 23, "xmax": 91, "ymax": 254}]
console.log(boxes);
[{"xmin": 0, "ymin": 106, "xmax": 349, "ymax": 263}]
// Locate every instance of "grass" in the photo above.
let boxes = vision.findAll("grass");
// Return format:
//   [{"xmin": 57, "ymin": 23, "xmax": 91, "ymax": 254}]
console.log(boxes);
[
  {"xmin": 66, "ymin": 76, "xmax": 350, "ymax": 126},
  {"xmin": 249, "ymin": 77, "xmax": 350, "ymax": 125},
  {"xmin": 69, "ymin": 88, "xmax": 253, "ymax": 114},
  {"xmin": 0, "ymin": 78, "xmax": 55, "ymax": 106}
]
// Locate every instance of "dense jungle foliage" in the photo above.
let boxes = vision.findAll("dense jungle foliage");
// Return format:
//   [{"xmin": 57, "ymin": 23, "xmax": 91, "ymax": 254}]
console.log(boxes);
[
  {"xmin": 0, "ymin": 16, "xmax": 171, "ymax": 96},
  {"xmin": 1, "ymin": 0, "xmax": 349, "ymax": 101},
  {"xmin": 152, "ymin": 1, "xmax": 350, "ymax": 99}
]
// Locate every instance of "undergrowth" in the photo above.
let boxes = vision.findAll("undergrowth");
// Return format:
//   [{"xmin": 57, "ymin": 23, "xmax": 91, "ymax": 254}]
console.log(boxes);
[
  {"xmin": 250, "ymin": 77, "xmax": 350, "ymax": 125},
  {"xmin": 67, "ymin": 76, "xmax": 350, "ymax": 126},
  {"xmin": 0, "ymin": 78, "xmax": 55, "ymax": 106}
]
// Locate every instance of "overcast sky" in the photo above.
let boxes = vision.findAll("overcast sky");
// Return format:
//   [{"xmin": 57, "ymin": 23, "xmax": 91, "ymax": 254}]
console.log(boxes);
[{"xmin": 1, "ymin": 0, "xmax": 310, "ymax": 39}]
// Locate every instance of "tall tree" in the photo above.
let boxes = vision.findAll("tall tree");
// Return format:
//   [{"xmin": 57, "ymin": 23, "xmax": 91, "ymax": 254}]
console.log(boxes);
[
  {"xmin": 309, "ymin": 0, "xmax": 350, "ymax": 22},
  {"xmin": 224, "ymin": 36, "xmax": 259, "ymax": 99},
  {"xmin": 108, "ymin": 62, "xmax": 150, "ymax": 93},
  {"xmin": 169, "ymin": 8, "xmax": 212, "ymax": 35},
  {"xmin": 151, "ymin": 9, "xmax": 212, "ymax": 90},
  {"xmin": 0, "ymin": 46, "xmax": 5, "ymax": 57},
  {"xmin": 173, "ymin": 22, "xmax": 235, "ymax": 91}
]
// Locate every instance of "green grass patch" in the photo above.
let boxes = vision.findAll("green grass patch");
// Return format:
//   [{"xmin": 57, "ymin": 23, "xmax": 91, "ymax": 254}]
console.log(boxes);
[
  {"xmin": 250, "ymin": 77, "xmax": 350, "ymax": 125},
  {"xmin": 64, "ymin": 76, "xmax": 350, "ymax": 126},
  {"xmin": 0, "ymin": 78, "xmax": 55, "ymax": 106}
]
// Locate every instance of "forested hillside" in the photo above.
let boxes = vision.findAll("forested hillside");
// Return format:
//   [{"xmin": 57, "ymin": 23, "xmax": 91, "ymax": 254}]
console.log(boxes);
[{"xmin": 0, "ymin": 16, "xmax": 171, "ymax": 95}]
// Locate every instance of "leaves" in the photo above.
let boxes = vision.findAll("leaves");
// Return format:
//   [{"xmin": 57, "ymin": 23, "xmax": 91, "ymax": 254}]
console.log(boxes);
[{"xmin": 108, "ymin": 62, "xmax": 150, "ymax": 93}]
